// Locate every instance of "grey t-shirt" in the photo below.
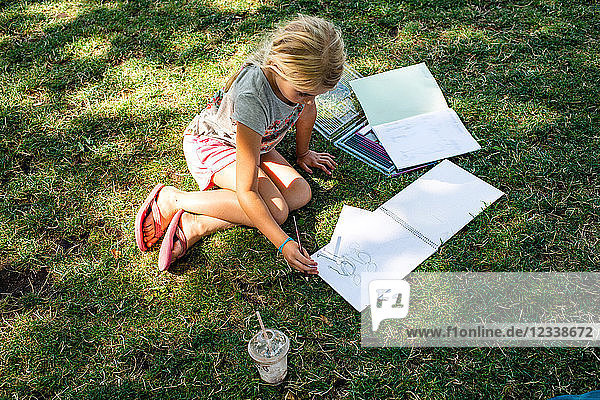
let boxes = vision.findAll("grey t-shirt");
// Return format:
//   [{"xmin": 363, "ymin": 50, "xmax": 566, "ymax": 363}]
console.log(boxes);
[{"xmin": 184, "ymin": 64, "xmax": 305, "ymax": 154}]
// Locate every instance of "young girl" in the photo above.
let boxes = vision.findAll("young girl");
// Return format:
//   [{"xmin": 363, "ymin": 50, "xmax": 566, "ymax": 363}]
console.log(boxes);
[{"xmin": 135, "ymin": 15, "xmax": 345, "ymax": 273}]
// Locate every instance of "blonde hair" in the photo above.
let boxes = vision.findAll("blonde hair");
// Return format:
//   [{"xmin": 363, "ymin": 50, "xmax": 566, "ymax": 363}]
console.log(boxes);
[{"xmin": 225, "ymin": 15, "xmax": 345, "ymax": 92}]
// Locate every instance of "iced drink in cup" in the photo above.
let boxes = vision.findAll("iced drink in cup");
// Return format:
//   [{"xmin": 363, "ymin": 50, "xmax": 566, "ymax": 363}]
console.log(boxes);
[{"xmin": 248, "ymin": 329, "xmax": 290, "ymax": 384}]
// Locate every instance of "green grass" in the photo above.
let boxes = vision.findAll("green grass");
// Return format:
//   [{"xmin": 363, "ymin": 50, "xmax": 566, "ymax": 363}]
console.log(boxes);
[{"xmin": 1, "ymin": 0, "xmax": 599, "ymax": 398}]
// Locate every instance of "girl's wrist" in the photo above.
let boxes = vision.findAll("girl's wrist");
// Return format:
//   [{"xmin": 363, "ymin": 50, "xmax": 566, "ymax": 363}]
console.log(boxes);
[
  {"xmin": 296, "ymin": 150, "xmax": 310, "ymax": 158},
  {"xmin": 278, "ymin": 237, "xmax": 295, "ymax": 253}
]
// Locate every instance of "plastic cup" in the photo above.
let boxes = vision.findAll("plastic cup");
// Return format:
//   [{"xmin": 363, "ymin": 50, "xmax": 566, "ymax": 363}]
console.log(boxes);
[{"xmin": 248, "ymin": 329, "xmax": 290, "ymax": 384}]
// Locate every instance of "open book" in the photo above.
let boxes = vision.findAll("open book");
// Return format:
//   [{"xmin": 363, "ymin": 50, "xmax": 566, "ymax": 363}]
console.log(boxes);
[
  {"xmin": 313, "ymin": 160, "xmax": 504, "ymax": 311},
  {"xmin": 348, "ymin": 63, "xmax": 481, "ymax": 171}
]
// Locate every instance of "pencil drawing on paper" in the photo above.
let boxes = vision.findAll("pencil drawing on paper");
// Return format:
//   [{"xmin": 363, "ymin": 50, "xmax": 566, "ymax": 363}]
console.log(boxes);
[{"xmin": 317, "ymin": 242, "xmax": 378, "ymax": 286}]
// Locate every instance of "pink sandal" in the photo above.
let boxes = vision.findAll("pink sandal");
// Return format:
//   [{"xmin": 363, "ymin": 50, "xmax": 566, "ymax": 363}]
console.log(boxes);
[
  {"xmin": 134, "ymin": 184, "xmax": 166, "ymax": 252},
  {"xmin": 158, "ymin": 209, "xmax": 188, "ymax": 272}
]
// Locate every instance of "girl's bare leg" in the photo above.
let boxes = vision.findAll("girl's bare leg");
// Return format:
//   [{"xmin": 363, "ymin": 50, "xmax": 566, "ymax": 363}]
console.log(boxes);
[
  {"xmin": 142, "ymin": 162, "xmax": 290, "ymax": 258},
  {"xmin": 142, "ymin": 149, "xmax": 312, "ymax": 259},
  {"xmin": 167, "ymin": 213, "xmax": 234, "ymax": 261},
  {"xmin": 140, "ymin": 188, "xmax": 240, "ymax": 249}
]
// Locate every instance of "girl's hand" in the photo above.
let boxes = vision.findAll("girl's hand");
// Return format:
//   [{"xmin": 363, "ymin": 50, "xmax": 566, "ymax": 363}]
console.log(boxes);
[
  {"xmin": 282, "ymin": 240, "xmax": 319, "ymax": 275},
  {"xmin": 296, "ymin": 150, "xmax": 337, "ymax": 175}
]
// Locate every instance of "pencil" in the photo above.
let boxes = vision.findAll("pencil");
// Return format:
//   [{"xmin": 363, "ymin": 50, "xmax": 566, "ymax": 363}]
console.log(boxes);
[
  {"xmin": 351, "ymin": 136, "xmax": 391, "ymax": 162},
  {"xmin": 355, "ymin": 133, "xmax": 390, "ymax": 156},
  {"xmin": 293, "ymin": 215, "xmax": 303, "ymax": 253},
  {"xmin": 346, "ymin": 135, "xmax": 394, "ymax": 168}
]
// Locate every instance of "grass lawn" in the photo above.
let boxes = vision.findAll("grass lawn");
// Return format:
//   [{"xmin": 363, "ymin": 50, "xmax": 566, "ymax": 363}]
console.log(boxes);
[{"xmin": 1, "ymin": 0, "xmax": 599, "ymax": 398}]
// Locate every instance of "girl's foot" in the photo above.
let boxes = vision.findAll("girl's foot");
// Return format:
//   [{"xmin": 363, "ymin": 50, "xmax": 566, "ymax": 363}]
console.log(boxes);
[
  {"xmin": 169, "ymin": 212, "xmax": 195, "ymax": 260},
  {"xmin": 158, "ymin": 212, "xmax": 235, "ymax": 271},
  {"xmin": 139, "ymin": 186, "xmax": 180, "ymax": 250}
]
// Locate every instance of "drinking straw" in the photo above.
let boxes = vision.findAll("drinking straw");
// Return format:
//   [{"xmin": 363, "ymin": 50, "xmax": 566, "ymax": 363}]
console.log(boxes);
[
  {"xmin": 256, "ymin": 311, "xmax": 267, "ymax": 339},
  {"xmin": 256, "ymin": 311, "xmax": 273, "ymax": 354}
]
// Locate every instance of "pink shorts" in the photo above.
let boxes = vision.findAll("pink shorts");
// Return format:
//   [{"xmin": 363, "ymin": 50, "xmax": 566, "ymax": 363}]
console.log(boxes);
[{"xmin": 183, "ymin": 134, "xmax": 236, "ymax": 190}]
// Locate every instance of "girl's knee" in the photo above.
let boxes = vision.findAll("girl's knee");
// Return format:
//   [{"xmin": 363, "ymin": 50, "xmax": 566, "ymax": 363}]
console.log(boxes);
[
  {"xmin": 272, "ymin": 200, "xmax": 289, "ymax": 225},
  {"xmin": 257, "ymin": 174, "xmax": 290, "ymax": 224},
  {"xmin": 286, "ymin": 178, "xmax": 312, "ymax": 210}
]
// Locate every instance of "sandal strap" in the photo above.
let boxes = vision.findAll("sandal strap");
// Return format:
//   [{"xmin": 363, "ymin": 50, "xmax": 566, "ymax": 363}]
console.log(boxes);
[
  {"xmin": 150, "ymin": 198, "xmax": 164, "ymax": 236},
  {"xmin": 174, "ymin": 225, "xmax": 188, "ymax": 258}
]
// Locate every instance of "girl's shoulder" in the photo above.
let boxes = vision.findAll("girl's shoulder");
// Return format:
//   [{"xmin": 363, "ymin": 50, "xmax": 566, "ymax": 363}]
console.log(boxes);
[{"xmin": 231, "ymin": 63, "xmax": 269, "ymax": 95}]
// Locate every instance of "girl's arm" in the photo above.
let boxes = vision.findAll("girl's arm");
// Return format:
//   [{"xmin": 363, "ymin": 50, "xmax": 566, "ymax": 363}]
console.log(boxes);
[
  {"xmin": 235, "ymin": 122, "xmax": 318, "ymax": 274},
  {"xmin": 295, "ymin": 102, "xmax": 337, "ymax": 175}
]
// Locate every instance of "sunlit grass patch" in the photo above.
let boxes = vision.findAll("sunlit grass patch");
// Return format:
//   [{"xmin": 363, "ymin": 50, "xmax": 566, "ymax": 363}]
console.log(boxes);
[
  {"xmin": 439, "ymin": 25, "xmax": 491, "ymax": 45},
  {"xmin": 25, "ymin": 0, "xmax": 85, "ymax": 20},
  {"xmin": 211, "ymin": 0, "xmax": 262, "ymax": 13},
  {"xmin": 65, "ymin": 34, "xmax": 111, "ymax": 60},
  {"xmin": 70, "ymin": 53, "xmax": 254, "ymax": 120},
  {"xmin": 168, "ymin": 30, "xmax": 211, "ymax": 57}
]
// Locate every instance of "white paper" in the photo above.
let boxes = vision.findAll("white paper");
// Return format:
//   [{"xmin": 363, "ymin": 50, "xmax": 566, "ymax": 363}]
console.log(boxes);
[
  {"xmin": 314, "ymin": 206, "xmax": 435, "ymax": 311},
  {"xmin": 349, "ymin": 63, "xmax": 481, "ymax": 171},
  {"xmin": 372, "ymin": 109, "xmax": 481, "ymax": 170}
]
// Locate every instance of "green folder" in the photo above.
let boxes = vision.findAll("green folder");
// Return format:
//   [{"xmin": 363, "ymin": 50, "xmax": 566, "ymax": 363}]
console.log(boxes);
[{"xmin": 349, "ymin": 63, "xmax": 448, "ymax": 127}]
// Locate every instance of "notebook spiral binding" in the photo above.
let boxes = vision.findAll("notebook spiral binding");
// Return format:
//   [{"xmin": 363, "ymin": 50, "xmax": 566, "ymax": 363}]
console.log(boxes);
[{"xmin": 378, "ymin": 206, "xmax": 439, "ymax": 250}]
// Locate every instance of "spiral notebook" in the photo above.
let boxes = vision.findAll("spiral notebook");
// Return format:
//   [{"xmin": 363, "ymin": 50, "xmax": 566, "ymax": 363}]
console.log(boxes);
[{"xmin": 313, "ymin": 160, "xmax": 504, "ymax": 311}]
